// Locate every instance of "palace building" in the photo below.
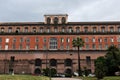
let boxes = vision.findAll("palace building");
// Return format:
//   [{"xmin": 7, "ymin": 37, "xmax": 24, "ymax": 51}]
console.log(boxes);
[{"xmin": 0, "ymin": 14, "xmax": 120, "ymax": 75}]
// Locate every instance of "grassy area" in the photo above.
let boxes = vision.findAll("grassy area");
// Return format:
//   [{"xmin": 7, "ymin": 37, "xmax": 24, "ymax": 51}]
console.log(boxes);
[
  {"xmin": 0, "ymin": 75, "xmax": 49, "ymax": 80},
  {"xmin": 79, "ymin": 76, "xmax": 120, "ymax": 80}
]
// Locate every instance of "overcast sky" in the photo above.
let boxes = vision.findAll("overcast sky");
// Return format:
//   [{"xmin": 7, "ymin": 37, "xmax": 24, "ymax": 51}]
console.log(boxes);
[{"xmin": 0, "ymin": 0, "xmax": 120, "ymax": 22}]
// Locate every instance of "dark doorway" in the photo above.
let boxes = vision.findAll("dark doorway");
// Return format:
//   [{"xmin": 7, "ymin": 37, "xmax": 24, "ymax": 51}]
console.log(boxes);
[{"xmin": 34, "ymin": 68, "xmax": 41, "ymax": 74}]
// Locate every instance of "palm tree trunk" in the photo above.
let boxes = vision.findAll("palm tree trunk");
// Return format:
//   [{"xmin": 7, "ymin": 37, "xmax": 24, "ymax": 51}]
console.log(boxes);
[{"xmin": 78, "ymin": 46, "xmax": 81, "ymax": 76}]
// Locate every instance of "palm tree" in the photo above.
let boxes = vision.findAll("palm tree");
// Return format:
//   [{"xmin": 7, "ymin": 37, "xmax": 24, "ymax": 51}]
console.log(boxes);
[{"xmin": 72, "ymin": 37, "xmax": 84, "ymax": 76}]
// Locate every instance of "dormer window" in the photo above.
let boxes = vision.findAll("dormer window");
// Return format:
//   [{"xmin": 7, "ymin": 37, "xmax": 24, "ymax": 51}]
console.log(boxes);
[
  {"xmin": 62, "ymin": 17, "xmax": 66, "ymax": 24},
  {"xmin": 47, "ymin": 17, "xmax": 51, "ymax": 24},
  {"xmin": 54, "ymin": 17, "xmax": 58, "ymax": 24}
]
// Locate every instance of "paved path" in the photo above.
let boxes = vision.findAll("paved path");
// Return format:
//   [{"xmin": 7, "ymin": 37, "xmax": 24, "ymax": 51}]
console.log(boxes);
[{"xmin": 52, "ymin": 78, "xmax": 82, "ymax": 80}]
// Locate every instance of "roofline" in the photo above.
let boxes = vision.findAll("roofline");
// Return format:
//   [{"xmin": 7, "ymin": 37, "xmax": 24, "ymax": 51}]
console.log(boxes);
[
  {"xmin": 0, "ymin": 21, "xmax": 120, "ymax": 26},
  {"xmin": 44, "ymin": 14, "xmax": 68, "ymax": 16}
]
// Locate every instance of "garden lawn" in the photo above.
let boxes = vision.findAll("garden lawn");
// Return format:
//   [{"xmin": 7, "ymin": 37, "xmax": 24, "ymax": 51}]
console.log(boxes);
[
  {"xmin": 0, "ymin": 75, "xmax": 49, "ymax": 80},
  {"xmin": 79, "ymin": 76, "xmax": 120, "ymax": 80}
]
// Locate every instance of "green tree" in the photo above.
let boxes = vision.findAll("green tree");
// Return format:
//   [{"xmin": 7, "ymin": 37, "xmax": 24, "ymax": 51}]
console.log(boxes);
[
  {"xmin": 95, "ymin": 57, "xmax": 107, "ymax": 80},
  {"xmin": 105, "ymin": 45, "xmax": 120, "ymax": 76},
  {"xmin": 72, "ymin": 37, "xmax": 84, "ymax": 76}
]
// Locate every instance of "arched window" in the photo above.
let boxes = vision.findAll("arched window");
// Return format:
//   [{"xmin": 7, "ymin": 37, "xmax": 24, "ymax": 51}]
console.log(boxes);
[
  {"xmin": 76, "ymin": 27, "xmax": 80, "ymax": 33},
  {"xmin": 8, "ymin": 27, "xmax": 12, "ymax": 33},
  {"xmin": 64, "ymin": 59, "xmax": 72, "ymax": 66},
  {"xmin": 33, "ymin": 27, "xmax": 36, "ymax": 33},
  {"xmin": 84, "ymin": 27, "xmax": 88, "ymax": 32},
  {"xmin": 118, "ymin": 27, "xmax": 120, "ymax": 32},
  {"xmin": 50, "ymin": 59, "xmax": 57, "ymax": 66},
  {"xmin": 110, "ymin": 27, "xmax": 114, "ymax": 32},
  {"xmin": 35, "ymin": 58, "xmax": 42, "ymax": 66},
  {"xmin": 16, "ymin": 27, "xmax": 20, "ymax": 33},
  {"xmin": 62, "ymin": 17, "xmax": 66, "ymax": 24},
  {"xmin": 93, "ymin": 27, "xmax": 96, "ymax": 32},
  {"xmin": 1, "ymin": 27, "xmax": 4, "ymax": 32},
  {"xmin": 40, "ymin": 27, "xmax": 43, "ymax": 33},
  {"xmin": 65, "ymin": 68, "xmax": 72, "ymax": 76},
  {"xmin": 47, "ymin": 17, "xmax": 51, "ymax": 24},
  {"xmin": 61, "ymin": 27, "xmax": 65, "ymax": 32},
  {"xmin": 68, "ymin": 27, "xmax": 73, "ymax": 33},
  {"xmin": 34, "ymin": 68, "xmax": 41, "ymax": 74},
  {"xmin": 101, "ymin": 27, "xmax": 105, "ymax": 32},
  {"xmin": 54, "ymin": 17, "xmax": 58, "ymax": 24},
  {"xmin": 54, "ymin": 27, "xmax": 58, "ymax": 33},
  {"xmin": 24, "ymin": 27, "xmax": 28, "ymax": 33}
]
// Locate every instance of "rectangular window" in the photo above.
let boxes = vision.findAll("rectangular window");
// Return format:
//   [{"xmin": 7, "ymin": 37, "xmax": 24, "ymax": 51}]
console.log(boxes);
[
  {"xmin": 12, "ymin": 44, "xmax": 16, "ymax": 50},
  {"xmin": 98, "ymin": 44, "xmax": 102, "ymax": 50},
  {"xmin": 19, "ymin": 44, "xmax": 22, "ymax": 50},
  {"xmin": 92, "ymin": 38, "xmax": 95, "ymax": 42},
  {"xmin": 26, "ymin": 44, "xmax": 30, "ymax": 50},
  {"xmin": 35, "ymin": 37, "xmax": 39, "ymax": 42},
  {"xmin": 35, "ymin": 44, "xmax": 39, "ymax": 50},
  {"xmin": 49, "ymin": 38, "xmax": 57, "ymax": 50},
  {"xmin": 20, "ymin": 38, "xmax": 23, "ymax": 42},
  {"xmin": 61, "ymin": 38, "xmax": 64, "ymax": 43},
  {"xmin": 86, "ymin": 44, "xmax": 89, "ymax": 50},
  {"xmin": 66, "ymin": 38, "xmax": 70, "ymax": 43},
  {"xmin": 85, "ymin": 37, "xmax": 89, "ymax": 42},
  {"xmin": 92, "ymin": 44, "xmax": 96, "ymax": 49},
  {"xmin": 13, "ymin": 38, "xmax": 16, "ymax": 43},
  {"xmin": 0, "ymin": 44, "xmax": 2, "ymax": 50},
  {"xmin": 86, "ymin": 56, "xmax": 91, "ymax": 65},
  {"xmin": 110, "ymin": 38, "xmax": 114, "ymax": 42},
  {"xmin": 6, "ymin": 38, "xmax": 9, "ymax": 43},
  {"xmin": 104, "ymin": 38, "xmax": 107, "ymax": 42},
  {"xmin": 5, "ymin": 44, "xmax": 8, "ymax": 50},
  {"xmin": 117, "ymin": 37, "xmax": 120, "ymax": 42},
  {"xmin": 26, "ymin": 38, "xmax": 30, "ymax": 43},
  {"xmin": 98, "ymin": 38, "xmax": 102, "ymax": 43},
  {"xmin": 105, "ymin": 44, "xmax": 108, "ymax": 49},
  {"xmin": 43, "ymin": 44, "xmax": 47, "ymax": 50},
  {"xmin": 0, "ymin": 38, "xmax": 2, "ymax": 42},
  {"xmin": 60, "ymin": 44, "xmax": 64, "ymax": 50},
  {"xmin": 66, "ymin": 44, "xmax": 70, "ymax": 50},
  {"xmin": 43, "ymin": 38, "xmax": 46, "ymax": 43}
]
